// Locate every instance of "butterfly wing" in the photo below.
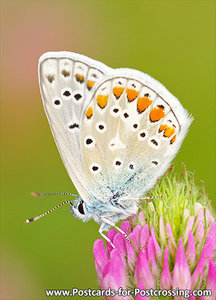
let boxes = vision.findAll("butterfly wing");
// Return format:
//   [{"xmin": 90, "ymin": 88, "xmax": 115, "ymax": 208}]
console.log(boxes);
[
  {"xmin": 38, "ymin": 52, "xmax": 112, "ymax": 203},
  {"xmin": 80, "ymin": 70, "xmax": 192, "ymax": 201}
]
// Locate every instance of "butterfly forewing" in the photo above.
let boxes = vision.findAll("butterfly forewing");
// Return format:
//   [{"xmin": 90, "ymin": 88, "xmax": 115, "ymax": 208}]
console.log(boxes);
[
  {"xmin": 38, "ymin": 52, "xmax": 112, "ymax": 203},
  {"xmin": 80, "ymin": 73, "xmax": 192, "ymax": 201}
]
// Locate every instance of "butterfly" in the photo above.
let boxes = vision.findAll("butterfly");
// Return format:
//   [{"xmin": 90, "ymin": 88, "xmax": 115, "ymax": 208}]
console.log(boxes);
[{"xmin": 26, "ymin": 51, "xmax": 192, "ymax": 247}]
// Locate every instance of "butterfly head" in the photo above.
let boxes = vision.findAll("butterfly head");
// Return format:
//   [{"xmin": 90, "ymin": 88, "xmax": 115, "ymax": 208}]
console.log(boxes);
[
  {"xmin": 70, "ymin": 195, "xmax": 138, "ymax": 229},
  {"xmin": 69, "ymin": 198, "xmax": 93, "ymax": 222}
]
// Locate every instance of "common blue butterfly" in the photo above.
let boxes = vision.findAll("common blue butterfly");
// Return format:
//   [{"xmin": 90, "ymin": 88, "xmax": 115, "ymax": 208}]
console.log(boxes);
[{"xmin": 26, "ymin": 52, "xmax": 192, "ymax": 246}]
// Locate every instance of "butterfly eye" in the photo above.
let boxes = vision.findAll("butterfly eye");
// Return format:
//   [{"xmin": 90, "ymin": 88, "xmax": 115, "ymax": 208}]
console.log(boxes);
[{"xmin": 78, "ymin": 202, "xmax": 85, "ymax": 215}]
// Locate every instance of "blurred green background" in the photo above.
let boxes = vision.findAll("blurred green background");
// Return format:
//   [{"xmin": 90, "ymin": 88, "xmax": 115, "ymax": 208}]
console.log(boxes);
[{"xmin": 0, "ymin": 1, "xmax": 215, "ymax": 299}]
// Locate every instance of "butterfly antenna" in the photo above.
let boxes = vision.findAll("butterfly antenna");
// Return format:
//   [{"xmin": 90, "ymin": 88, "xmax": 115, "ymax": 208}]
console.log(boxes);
[
  {"xmin": 141, "ymin": 195, "xmax": 162, "ymax": 200},
  {"xmin": 25, "ymin": 200, "xmax": 72, "ymax": 223},
  {"xmin": 30, "ymin": 192, "xmax": 77, "ymax": 197}
]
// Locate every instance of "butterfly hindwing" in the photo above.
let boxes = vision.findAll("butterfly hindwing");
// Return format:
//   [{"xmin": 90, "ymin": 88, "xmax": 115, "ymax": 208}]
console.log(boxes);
[{"xmin": 80, "ymin": 72, "xmax": 192, "ymax": 201}]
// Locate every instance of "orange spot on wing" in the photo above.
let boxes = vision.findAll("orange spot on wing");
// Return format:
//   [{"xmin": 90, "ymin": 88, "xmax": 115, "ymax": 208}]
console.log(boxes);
[
  {"xmin": 137, "ymin": 96, "xmax": 152, "ymax": 113},
  {"xmin": 126, "ymin": 89, "xmax": 139, "ymax": 102},
  {"xmin": 164, "ymin": 127, "xmax": 175, "ymax": 138},
  {"xmin": 159, "ymin": 124, "xmax": 175, "ymax": 137},
  {"xmin": 149, "ymin": 107, "xmax": 165, "ymax": 122},
  {"xmin": 170, "ymin": 135, "xmax": 176, "ymax": 144},
  {"xmin": 87, "ymin": 80, "xmax": 95, "ymax": 90},
  {"xmin": 159, "ymin": 124, "xmax": 168, "ymax": 132},
  {"xmin": 86, "ymin": 106, "xmax": 93, "ymax": 119},
  {"xmin": 113, "ymin": 87, "xmax": 124, "ymax": 99},
  {"xmin": 75, "ymin": 74, "xmax": 84, "ymax": 83},
  {"xmin": 97, "ymin": 95, "xmax": 108, "ymax": 109}
]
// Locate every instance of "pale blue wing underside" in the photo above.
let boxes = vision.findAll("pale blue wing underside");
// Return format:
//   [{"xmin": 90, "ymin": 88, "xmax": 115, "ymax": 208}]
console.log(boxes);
[{"xmin": 39, "ymin": 52, "xmax": 192, "ymax": 206}]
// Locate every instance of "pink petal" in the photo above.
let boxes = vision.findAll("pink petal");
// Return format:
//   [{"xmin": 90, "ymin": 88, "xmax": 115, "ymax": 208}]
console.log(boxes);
[
  {"xmin": 133, "ymin": 224, "xmax": 142, "ymax": 247},
  {"xmin": 196, "ymin": 221, "xmax": 204, "ymax": 252},
  {"xmin": 173, "ymin": 238, "xmax": 192, "ymax": 290},
  {"xmin": 120, "ymin": 220, "xmax": 132, "ymax": 235},
  {"xmin": 194, "ymin": 203, "xmax": 203, "ymax": 217},
  {"xmin": 102, "ymin": 261, "xmax": 133, "ymax": 300},
  {"xmin": 134, "ymin": 250, "xmax": 156, "ymax": 289},
  {"xmin": 204, "ymin": 234, "xmax": 215, "ymax": 263},
  {"xmin": 140, "ymin": 224, "xmax": 149, "ymax": 250},
  {"xmin": 160, "ymin": 248, "xmax": 172, "ymax": 289},
  {"xmin": 159, "ymin": 216, "xmax": 166, "ymax": 245},
  {"xmin": 126, "ymin": 232, "xmax": 138, "ymax": 269},
  {"xmin": 196, "ymin": 205, "xmax": 204, "ymax": 223},
  {"xmin": 186, "ymin": 231, "xmax": 196, "ymax": 266},
  {"xmin": 138, "ymin": 211, "xmax": 146, "ymax": 226},
  {"xmin": 150, "ymin": 227, "xmax": 162, "ymax": 266},
  {"xmin": 113, "ymin": 232, "xmax": 127, "ymax": 257},
  {"xmin": 93, "ymin": 239, "xmax": 108, "ymax": 285},
  {"xmin": 130, "ymin": 214, "xmax": 137, "ymax": 225},
  {"xmin": 166, "ymin": 222, "xmax": 176, "ymax": 258},
  {"xmin": 206, "ymin": 209, "xmax": 215, "ymax": 226},
  {"xmin": 110, "ymin": 249, "xmax": 129, "ymax": 287},
  {"xmin": 183, "ymin": 216, "xmax": 195, "ymax": 242},
  {"xmin": 206, "ymin": 260, "xmax": 216, "ymax": 299},
  {"xmin": 106, "ymin": 228, "xmax": 117, "ymax": 256},
  {"xmin": 166, "ymin": 222, "xmax": 176, "ymax": 244},
  {"xmin": 102, "ymin": 260, "xmax": 110, "ymax": 286},
  {"xmin": 191, "ymin": 246, "xmax": 205, "ymax": 289},
  {"xmin": 102, "ymin": 249, "xmax": 129, "ymax": 291},
  {"xmin": 135, "ymin": 281, "xmax": 149, "ymax": 299},
  {"xmin": 207, "ymin": 221, "xmax": 216, "ymax": 249},
  {"xmin": 147, "ymin": 237, "xmax": 160, "ymax": 278}
]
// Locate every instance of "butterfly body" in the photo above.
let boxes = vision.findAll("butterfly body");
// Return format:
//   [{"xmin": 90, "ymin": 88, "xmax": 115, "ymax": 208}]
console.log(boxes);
[{"xmin": 38, "ymin": 52, "xmax": 192, "ymax": 237}]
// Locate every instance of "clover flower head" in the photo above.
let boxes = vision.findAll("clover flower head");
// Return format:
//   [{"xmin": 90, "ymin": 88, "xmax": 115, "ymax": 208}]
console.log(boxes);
[{"xmin": 93, "ymin": 167, "xmax": 216, "ymax": 299}]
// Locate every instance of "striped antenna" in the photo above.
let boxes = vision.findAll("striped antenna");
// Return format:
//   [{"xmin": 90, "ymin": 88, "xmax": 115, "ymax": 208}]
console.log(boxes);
[
  {"xmin": 118, "ymin": 195, "xmax": 162, "ymax": 201},
  {"xmin": 30, "ymin": 192, "xmax": 77, "ymax": 197},
  {"xmin": 25, "ymin": 199, "xmax": 72, "ymax": 223}
]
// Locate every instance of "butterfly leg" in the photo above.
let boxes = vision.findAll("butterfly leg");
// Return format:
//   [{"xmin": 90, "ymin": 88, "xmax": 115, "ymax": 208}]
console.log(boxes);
[
  {"xmin": 99, "ymin": 223, "xmax": 115, "ymax": 248},
  {"xmin": 100, "ymin": 217, "xmax": 131, "ymax": 243}
]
